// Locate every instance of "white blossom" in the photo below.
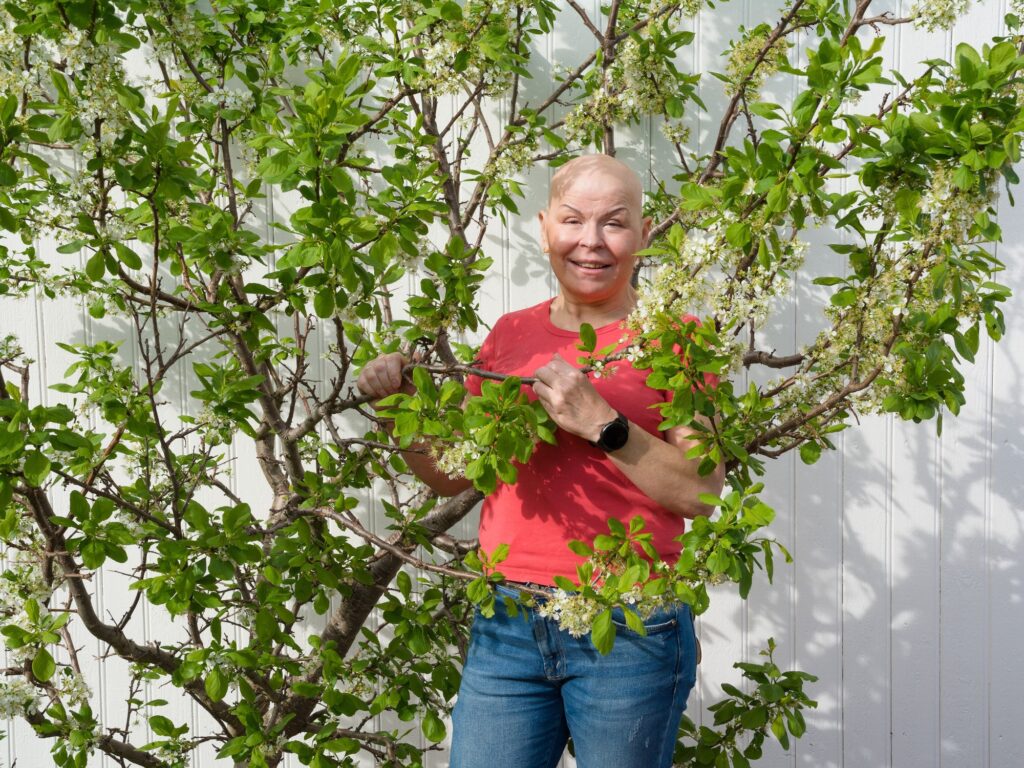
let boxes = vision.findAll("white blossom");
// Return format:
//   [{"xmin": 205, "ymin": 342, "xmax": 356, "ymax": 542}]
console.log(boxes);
[
  {"xmin": 726, "ymin": 25, "xmax": 791, "ymax": 98},
  {"xmin": 537, "ymin": 590, "xmax": 601, "ymax": 637},
  {"xmin": 56, "ymin": 670, "xmax": 92, "ymax": 709},
  {"xmin": 0, "ymin": 677, "xmax": 41, "ymax": 719},
  {"xmin": 435, "ymin": 443, "xmax": 480, "ymax": 479},
  {"xmin": 910, "ymin": 0, "xmax": 972, "ymax": 32}
]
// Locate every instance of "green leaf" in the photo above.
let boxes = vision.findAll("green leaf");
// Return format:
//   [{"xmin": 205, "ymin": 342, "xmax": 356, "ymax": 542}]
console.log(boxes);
[
  {"xmin": 830, "ymin": 287, "xmax": 857, "ymax": 307},
  {"xmin": 254, "ymin": 608, "xmax": 277, "ymax": 642},
  {"xmin": 0, "ymin": 162, "xmax": 17, "ymax": 187},
  {"xmin": 771, "ymin": 714, "xmax": 790, "ymax": 749},
  {"xmin": 85, "ymin": 251, "xmax": 105, "ymax": 280},
  {"xmin": 622, "ymin": 609, "xmax": 647, "ymax": 636},
  {"xmin": 114, "ymin": 243, "xmax": 143, "ymax": 270},
  {"xmin": 422, "ymin": 710, "xmax": 446, "ymax": 743},
  {"xmin": 894, "ymin": 189, "xmax": 921, "ymax": 222},
  {"xmin": 47, "ymin": 113, "xmax": 77, "ymax": 142},
  {"xmin": 953, "ymin": 165, "xmax": 975, "ymax": 191},
  {"xmin": 313, "ymin": 287, "xmax": 334, "ymax": 318},
  {"xmin": 149, "ymin": 715, "xmax": 177, "ymax": 737},
  {"xmin": 205, "ymin": 667, "xmax": 229, "ymax": 701},
  {"xmin": 578, "ymin": 323, "xmax": 597, "ymax": 353},
  {"xmin": 988, "ymin": 41, "xmax": 1017, "ymax": 72},
  {"xmin": 412, "ymin": 367, "xmax": 437, "ymax": 401},
  {"xmin": 591, "ymin": 609, "xmax": 615, "ymax": 655},
  {"xmin": 799, "ymin": 441, "xmax": 821, "ymax": 465},
  {"xmin": 742, "ymin": 500, "xmax": 775, "ymax": 527},
  {"xmin": 22, "ymin": 451, "xmax": 51, "ymax": 487},
  {"xmin": 956, "ymin": 42, "xmax": 981, "ymax": 83},
  {"xmin": 740, "ymin": 705, "xmax": 767, "ymax": 729},
  {"xmin": 706, "ymin": 548, "xmax": 731, "ymax": 574},
  {"xmin": 490, "ymin": 543, "xmax": 509, "ymax": 565},
  {"xmin": 567, "ymin": 540, "xmax": 593, "ymax": 557},
  {"xmin": 256, "ymin": 150, "xmax": 297, "ymax": 183},
  {"xmin": 396, "ymin": 570, "xmax": 412, "ymax": 597},
  {"xmin": 679, "ymin": 182, "xmax": 719, "ymax": 211},
  {"xmin": 80, "ymin": 539, "xmax": 107, "ymax": 569},
  {"xmin": 32, "ymin": 647, "xmax": 56, "ymax": 682}
]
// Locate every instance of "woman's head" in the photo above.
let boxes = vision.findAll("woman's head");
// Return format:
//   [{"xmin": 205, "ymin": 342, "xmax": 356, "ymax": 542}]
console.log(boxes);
[{"xmin": 539, "ymin": 155, "xmax": 651, "ymax": 312}]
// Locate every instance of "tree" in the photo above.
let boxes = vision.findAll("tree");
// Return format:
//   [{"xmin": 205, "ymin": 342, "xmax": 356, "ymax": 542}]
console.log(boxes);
[{"xmin": 0, "ymin": 0, "xmax": 1020, "ymax": 765}]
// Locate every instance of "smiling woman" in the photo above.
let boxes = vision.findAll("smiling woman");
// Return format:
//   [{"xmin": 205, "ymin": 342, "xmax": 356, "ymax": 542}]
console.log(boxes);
[
  {"xmin": 539, "ymin": 156, "xmax": 652, "ymax": 326},
  {"xmin": 357, "ymin": 154, "xmax": 724, "ymax": 768}
]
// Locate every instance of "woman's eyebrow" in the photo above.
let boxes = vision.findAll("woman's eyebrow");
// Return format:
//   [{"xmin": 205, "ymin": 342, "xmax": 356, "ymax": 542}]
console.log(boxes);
[{"xmin": 556, "ymin": 204, "xmax": 632, "ymax": 217}]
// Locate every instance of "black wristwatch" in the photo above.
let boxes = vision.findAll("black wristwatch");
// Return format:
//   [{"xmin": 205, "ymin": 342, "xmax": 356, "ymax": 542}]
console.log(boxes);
[{"xmin": 590, "ymin": 411, "xmax": 629, "ymax": 452}]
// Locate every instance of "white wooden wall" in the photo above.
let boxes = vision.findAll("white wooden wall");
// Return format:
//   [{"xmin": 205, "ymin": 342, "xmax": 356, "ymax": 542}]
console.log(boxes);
[{"xmin": 3, "ymin": 1, "xmax": 1024, "ymax": 766}]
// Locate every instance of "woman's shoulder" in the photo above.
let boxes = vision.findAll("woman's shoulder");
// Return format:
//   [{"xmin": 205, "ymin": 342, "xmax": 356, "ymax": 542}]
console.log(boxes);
[{"xmin": 488, "ymin": 298, "xmax": 554, "ymax": 338}]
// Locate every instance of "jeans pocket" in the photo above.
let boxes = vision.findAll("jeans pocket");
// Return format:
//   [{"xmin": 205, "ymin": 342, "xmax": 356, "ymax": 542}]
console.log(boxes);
[{"xmin": 610, "ymin": 604, "xmax": 681, "ymax": 636}]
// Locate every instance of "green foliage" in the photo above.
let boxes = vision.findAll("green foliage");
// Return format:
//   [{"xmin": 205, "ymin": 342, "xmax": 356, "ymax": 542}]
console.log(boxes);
[
  {"xmin": 0, "ymin": 0, "xmax": 1021, "ymax": 766},
  {"xmin": 675, "ymin": 638, "xmax": 818, "ymax": 767}
]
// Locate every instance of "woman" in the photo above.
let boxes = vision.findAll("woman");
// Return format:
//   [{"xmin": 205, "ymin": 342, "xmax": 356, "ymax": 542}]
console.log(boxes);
[{"xmin": 357, "ymin": 155, "xmax": 725, "ymax": 768}]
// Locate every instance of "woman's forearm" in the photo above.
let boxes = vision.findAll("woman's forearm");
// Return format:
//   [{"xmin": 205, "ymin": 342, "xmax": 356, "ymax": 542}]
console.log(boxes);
[{"xmin": 604, "ymin": 419, "xmax": 724, "ymax": 518}]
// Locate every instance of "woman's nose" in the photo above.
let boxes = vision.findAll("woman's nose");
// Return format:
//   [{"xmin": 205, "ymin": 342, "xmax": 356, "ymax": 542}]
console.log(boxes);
[{"xmin": 580, "ymin": 222, "xmax": 602, "ymax": 248}]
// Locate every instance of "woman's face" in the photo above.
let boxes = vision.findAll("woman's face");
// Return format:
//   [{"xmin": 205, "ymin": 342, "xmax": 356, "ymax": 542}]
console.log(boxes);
[{"xmin": 539, "ymin": 169, "xmax": 651, "ymax": 308}]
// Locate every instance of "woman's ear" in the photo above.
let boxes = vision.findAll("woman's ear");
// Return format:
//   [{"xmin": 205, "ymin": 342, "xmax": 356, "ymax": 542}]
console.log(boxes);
[
  {"xmin": 538, "ymin": 209, "xmax": 550, "ymax": 252},
  {"xmin": 641, "ymin": 215, "xmax": 653, "ymax": 248}
]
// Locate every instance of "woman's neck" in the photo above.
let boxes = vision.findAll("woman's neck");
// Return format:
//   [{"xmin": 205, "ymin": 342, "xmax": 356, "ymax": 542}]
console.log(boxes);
[{"xmin": 549, "ymin": 291, "xmax": 636, "ymax": 332}]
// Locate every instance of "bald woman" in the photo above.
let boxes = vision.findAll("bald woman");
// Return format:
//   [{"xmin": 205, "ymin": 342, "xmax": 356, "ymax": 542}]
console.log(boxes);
[{"xmin": 358, "ymin": 156, "xmax": 723, "ymax": 768}]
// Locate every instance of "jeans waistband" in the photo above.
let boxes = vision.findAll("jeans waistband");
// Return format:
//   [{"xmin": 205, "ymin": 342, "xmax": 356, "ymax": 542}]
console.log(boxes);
[{"xmin": 496, "ymin": 580, "xmax": 559, "ymax": 600}]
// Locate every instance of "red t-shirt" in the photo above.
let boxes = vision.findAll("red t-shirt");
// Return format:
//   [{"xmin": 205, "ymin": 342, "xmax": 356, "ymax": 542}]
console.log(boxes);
[{"xmin": 465, "ymin": 298, "xmax": 701, "ymax": 586}]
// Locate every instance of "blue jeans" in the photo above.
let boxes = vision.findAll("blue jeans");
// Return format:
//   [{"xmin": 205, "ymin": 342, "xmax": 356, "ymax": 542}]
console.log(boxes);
[{"xmin": 450, "ymin": 584, "xmax": 698, "ymax": 768}]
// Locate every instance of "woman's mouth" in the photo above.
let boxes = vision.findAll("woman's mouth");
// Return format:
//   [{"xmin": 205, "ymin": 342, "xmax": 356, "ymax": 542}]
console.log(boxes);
[{"xmin": 570, "ymin": 260, "xmax": 610, "ymax": 271}]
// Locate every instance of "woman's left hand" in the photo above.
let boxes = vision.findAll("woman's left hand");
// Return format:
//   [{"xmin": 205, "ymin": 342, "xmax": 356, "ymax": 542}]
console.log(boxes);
[{"xmin": 531, "ymin": 354, "xmax": 617, "ymax": 443}]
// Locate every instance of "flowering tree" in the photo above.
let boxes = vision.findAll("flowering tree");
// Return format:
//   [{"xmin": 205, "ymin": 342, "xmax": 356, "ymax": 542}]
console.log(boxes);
[{"xmin": 0, "ymin": 0, "xmax": 1021, "ymax": 766}]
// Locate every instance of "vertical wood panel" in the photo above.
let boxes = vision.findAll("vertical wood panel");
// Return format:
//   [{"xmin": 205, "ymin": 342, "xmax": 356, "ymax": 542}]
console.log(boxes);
[
  {"xmin": 841, "ymin": 417, "xmax": 894, "ymax": 768},
  {"xmin": 987, "ymin": 166, "xmax": 1024, "ymax": 768}
]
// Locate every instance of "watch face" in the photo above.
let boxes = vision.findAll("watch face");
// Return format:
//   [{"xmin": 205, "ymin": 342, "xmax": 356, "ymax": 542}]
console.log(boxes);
[{"xmin": 599, "ymin": 415, "xmax": 629, "ymax": 451}]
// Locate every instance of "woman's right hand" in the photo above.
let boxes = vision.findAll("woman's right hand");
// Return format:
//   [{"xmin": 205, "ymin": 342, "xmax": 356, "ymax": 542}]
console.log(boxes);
[{"xmin": 356, "ymin": 352, "xmax": 414, "ymax": 404}]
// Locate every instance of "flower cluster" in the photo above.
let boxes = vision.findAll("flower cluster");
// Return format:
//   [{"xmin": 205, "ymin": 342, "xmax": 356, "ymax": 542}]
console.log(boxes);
[
  {"xmin": 564, "ymin": 30, "xmax": 697, "ymax": 143},
  {"xmin": 910, "ymin": 0, "xmax": 972, "ymax": 32},
  {"xmin": 0, "ymin": 677, "xmax": 40, "ymax": 719},
  {"xmin": 147, "ymin": 1, "xmax": 206, "ymax": 64},
  {"xmin": 725, "ymin": 25, "xmax": 791, "ymax": 98},
  {"xmin": 0, "ymin": 515, "xmax": 58, "ymax": 627},
  {"xmin": 563, "ymin": 85, "xmax": 631, "ymax": 143},
  {"xmin": 483, "ymin": 136, "xmax": 538, "ymax": 183},
  {"xmin": 772, "ymin": 240, "xmax": 952, "ymax": 418},
  {"xmin": 29, "ymin": 169, "xmax": 100, "ymax": 250},
  {"xmin": 537, "ymin": 559, "xmax": 679, "ymax": 638},
  {"xmin": 62, "ymin": 29, "xmax": 135, "ymax": 155},
  {"xmin": 920, "ymin": 163, "xmax": 997, "ymax": 248},
  {"xmin": 55, "ymin": 669, "xmax": 92, "ymax": 709},
  {"xmin": 434, "ymin": 442, "xmax": 481, "ymax": 479},
  {"xmin": 0, "ymin": 334, "xmax": 25, "ymax": 364},
  {"xmin": 536, "ymin": 590, "xmax": 602, "ymax": 637},
  {"xmin": 630, "ymin": 221, "xmax": 807, "ymax": 368},
  {"xmin": 418, "ymin": 8, "xmax": 516, "ymax": 98},
  {"xmin": 614, "ymin": 37, "xmax": 677, "ymax": 116},
  {"xmin": 660, "ymin": 120, "xmax": 692, "ymax": 146},
  {"xmin": 646, "ymin": 0, "xmax": 704, "ymax": 18},
  {"xmin": 0, "ymin": 18, "xmax": 50, "ymax": 102},
  {"xmin": 193, "ymin": 402, "xmax": 240, "ymax": 446},
  {"xmin": 198, "ymin": 85, "xmax": 255, "ymax": 119},
  {"xmin": 0, "ymin": 557, "xmax": 55, "ymax": 619}
]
